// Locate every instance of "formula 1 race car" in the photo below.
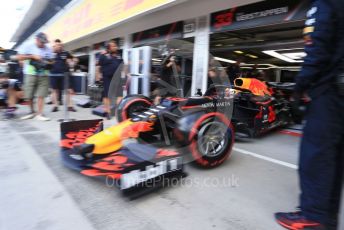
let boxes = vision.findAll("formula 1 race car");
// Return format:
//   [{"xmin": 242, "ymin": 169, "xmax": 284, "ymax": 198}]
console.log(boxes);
[
  {"xmin": 232, "ymin": 77, "xmax": 302, "ymax": 138},
  {"xmin": 60, "ymin": 85, "xmax": 235, "ymax": 196}
]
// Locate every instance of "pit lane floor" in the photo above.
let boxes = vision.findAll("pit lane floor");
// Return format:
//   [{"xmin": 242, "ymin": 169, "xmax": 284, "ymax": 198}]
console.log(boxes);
[{"xmin": 0, "ymin": 103, "xmax": 306, "ymax": 230}]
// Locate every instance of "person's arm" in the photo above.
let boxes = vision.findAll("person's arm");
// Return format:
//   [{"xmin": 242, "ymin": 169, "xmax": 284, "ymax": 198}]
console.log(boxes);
[
  {"xmin": 96, "ymin": 66, "xmax": 102, "ymax": 81},
  {"xmin": 166, "ymin": 56, "xmax": 175, "ymax": 68},
  {"xmin": 42, "ymin": 47, "xmax": 55, "ymax": 69},
  {"xmin": 16, "ymin": 54, "xmax": 42, "ymax": 62},
  {"xmin": 95, "ymin": 55, "xmax": 103, "ymax": 81},
  {"xmin": 16, "ymin": 44, "xmax": 41, "ymax": 62},
  {"xmin": 295, "ymin": 0, "xmax": 335, "ymax": 94}
]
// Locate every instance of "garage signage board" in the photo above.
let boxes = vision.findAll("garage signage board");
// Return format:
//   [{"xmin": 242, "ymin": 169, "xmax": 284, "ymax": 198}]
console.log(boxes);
[
  {"xmin": 210, "ymin": 0, "xmax": 311, "ymax": 33},
  {"xmin": 45, "ymin": 0, "xmax": 176, "ymax": 43}
]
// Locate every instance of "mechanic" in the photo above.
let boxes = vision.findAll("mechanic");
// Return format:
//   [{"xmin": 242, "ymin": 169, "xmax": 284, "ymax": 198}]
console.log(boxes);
[
  {"xmin": 225, "ymin": 60, "xmax": 241, "ymax": 86},
  {"xmin": 96, "ymin": 40, "xmax": 123, "ymax": 119},
  {"xmin": 0, "ymin": 51, "xmax": 25, "ymax": 118},
  {"xmin": 17, "ymin": 32, "xmax": 54, "ymax": 121},
  {"xmin": 0, "ymin": 58, "xmax": 9, "ymax": 109},
  {"xmin": 208, "ymin": 65, "xmax": 229, "ymax": 88},
  {"xmin": 275, "ymin": 0, "xmax": 344, "ymax": 229},
  {"xmin": 208, "ymin": 67, "xmax": 220, "ymax": 88},
  {"xmin": 0, "ymin": 77, "xmax": 23, "ymax": 117},
  {"xmin": 50, "ymin": 39, "xmax": 76, "ymax": 113},
  {"xmin": 157, "ymin": 55, "xmax": 182, "ymax": 100}
]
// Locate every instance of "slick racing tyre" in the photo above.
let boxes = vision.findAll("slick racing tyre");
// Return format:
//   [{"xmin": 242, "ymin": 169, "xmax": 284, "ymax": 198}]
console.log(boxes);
[
  {"xmin": 117, "ymin": 95, "xmax": 153, "ymax": 122},
  {"xmin": 188, "ymin": 113, "xmax": 234, "ymax": 168}
]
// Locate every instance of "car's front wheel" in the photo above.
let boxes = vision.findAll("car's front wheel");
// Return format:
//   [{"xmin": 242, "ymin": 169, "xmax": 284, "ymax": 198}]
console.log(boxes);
[
  {"xmin": 188, "ymin": 113, "xmax": 234, "ymax": 168},
  {"xmin": 116, "ymin": 95, "xmax": 153, "ymax": 122}
]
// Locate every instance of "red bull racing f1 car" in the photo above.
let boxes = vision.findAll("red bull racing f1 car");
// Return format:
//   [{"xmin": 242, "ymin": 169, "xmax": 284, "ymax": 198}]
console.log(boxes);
[
  {"xmin": 232, "ymin": 77, "xmax": 301, "ymax": 138},
  {"xmin": 60, "ymin": 84, "xmax": 235, "ymax": 196},
  {"xmin": 60, "ymin": 77, "xmax": 301, "ymax": 196}
]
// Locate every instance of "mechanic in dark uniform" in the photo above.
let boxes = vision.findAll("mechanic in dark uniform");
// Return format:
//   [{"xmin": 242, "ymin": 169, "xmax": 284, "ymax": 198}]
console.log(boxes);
[
  {"xmin": 96, "ymin": 40, "xmax": 123, "ymax": 118},
  {"xmin": 159, "ymin": 55, "xmax": 181, "ymax": 97},
  {"xmin": 275, "ymin": 0, "xmax": 344, "ymax": 229},
  {"xmin": 226, "ymin": 60, "xmax": 241, "ymax": 86},
  {"xmin": 50, "ymin": 39, "xmax": 76, "ymax": 112}
]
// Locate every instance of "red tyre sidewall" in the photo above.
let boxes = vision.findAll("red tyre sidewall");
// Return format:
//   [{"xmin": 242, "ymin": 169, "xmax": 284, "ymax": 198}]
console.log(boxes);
[
  {"xmin": 121, "ymin": 98, "xmax": 153, "ymax": 121},
  {"xmin": 189, "ymin": 112, "xmax": 235, "ymax": 168}
]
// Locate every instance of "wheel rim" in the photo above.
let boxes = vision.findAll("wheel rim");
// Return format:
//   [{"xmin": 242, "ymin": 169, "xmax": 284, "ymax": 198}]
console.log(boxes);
[{"xmin": 197, "ymin": 121, "xmax": 230, "ymax": 158}]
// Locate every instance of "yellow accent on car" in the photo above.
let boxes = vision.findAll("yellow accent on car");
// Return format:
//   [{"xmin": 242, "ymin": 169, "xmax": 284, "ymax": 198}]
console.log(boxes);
[
  {"xmin": 85, "ymin": 120, "xmax": 134, "ymax": 154},
  {"xmin": 85, "ymin": 120, "xmax": 154, "ymax": 155}
]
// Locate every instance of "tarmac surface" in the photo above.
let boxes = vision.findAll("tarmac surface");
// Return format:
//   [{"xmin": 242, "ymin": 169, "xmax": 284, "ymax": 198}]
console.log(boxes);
[{"xmin": 0, "ymin": 98, "xmax": 340, "ymax": 230}]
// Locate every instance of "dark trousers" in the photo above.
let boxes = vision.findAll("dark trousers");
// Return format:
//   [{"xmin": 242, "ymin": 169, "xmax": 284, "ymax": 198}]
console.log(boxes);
[{"xmin": 300, "ymin": 91, "xmax": 344, "ymax": 227}]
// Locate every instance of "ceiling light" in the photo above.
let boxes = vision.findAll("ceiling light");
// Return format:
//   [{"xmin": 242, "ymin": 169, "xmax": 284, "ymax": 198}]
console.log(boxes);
[
  {"xmin": 263, "ymin": 50, "xmax": 305, "ymax": 63},
  {"xmin": 282, "ymin": 52, "xmax": 306, "ymax": 60},
  {"xmin": 241, "ymin": 63, "xmax": 278, "ymax": 68},
  {"xmin": 152, "ymin": 58, "xmax": 162, "ymax": 62},
  {"xmin": 215, "ymin": 44, "xmax": 223, "ymax": 47},
  {"xmin": 234, "ymin": 50, "xmax": 244, "ymax": 54},
  {"xmin": 214, "ymin": 57, "xmax": 236, "ymax": 64},
  {"xmin": 277, "ymin": 66, "xmax": 302, "ymax": 70},
  {"xmin": 246, "ymin": 54, "xmax": 258, "ymax": 59},
  {"xmin": 256, "ymin": 39, "xmax": 265, "ymax": 42}
]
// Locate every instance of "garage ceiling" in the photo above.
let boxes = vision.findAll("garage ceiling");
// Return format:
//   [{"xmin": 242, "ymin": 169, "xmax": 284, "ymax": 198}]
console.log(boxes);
[{"xmin": 210, "ymin": 21, "xmax": 306, "ymax": 66}]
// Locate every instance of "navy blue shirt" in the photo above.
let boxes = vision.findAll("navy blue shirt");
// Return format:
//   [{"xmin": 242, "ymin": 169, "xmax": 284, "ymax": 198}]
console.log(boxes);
[
  {"xmin": 51, "ymin": 51, "xmax": 72, "ymax": 74},
  {"xmin": 295, "ymin": 0, "xmax": 344, "ymax": 97},
  {"xmin": 97, "ymin": 53, "xmax": 123, "ymax": 78}
]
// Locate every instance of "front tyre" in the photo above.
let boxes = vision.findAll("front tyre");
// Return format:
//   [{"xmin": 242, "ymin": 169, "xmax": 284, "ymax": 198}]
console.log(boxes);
[
  {"xmin": 189, "ymin": 113, "xmax": 234, "ymax": 168},
  {"xmin": 116, "ymin": 95, "xmax": 153, "ymax": 122}
]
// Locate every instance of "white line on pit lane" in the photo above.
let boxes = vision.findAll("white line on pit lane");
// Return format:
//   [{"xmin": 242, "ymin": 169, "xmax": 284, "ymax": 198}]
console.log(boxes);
[{"xmin": 233, "ymin": 147, "xmax": 298, "ymax": 170}]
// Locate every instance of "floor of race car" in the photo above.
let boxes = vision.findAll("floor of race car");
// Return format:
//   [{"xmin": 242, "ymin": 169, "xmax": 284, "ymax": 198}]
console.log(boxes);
[{"xmin": 1, "ymin": 102, "xmax": 304, "ymax": 230}]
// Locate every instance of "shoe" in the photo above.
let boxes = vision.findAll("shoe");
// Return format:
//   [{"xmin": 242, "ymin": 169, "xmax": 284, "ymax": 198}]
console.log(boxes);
[
  {"xmin": 6, "ymin": 107, "xmax": 17, "ymax": 112},
  {"xmin": 275, "ymin": 212, "xmax": 325, "ymax": 230},
  {"xmin": 59, "ymin": 101, "xmax": 63, "ymax": 106},
  {"xmin": 52, "ymin": 107, "xmax": 59, "ymax": 112},
  {"xmin": 20, "ymin": 113, "xmax": 36, "ymax": 120},
  {"xmin": 46, "ymin": 101, "xmax": 53, "ymax": 105},
  {"xmin": 68, "ymin": 107, "xmax": 77, "ymax": 112},
  {"xmin": 3, "ymin": 110, "xmax": 16, "ymax": 120},
  {"xmin": 35, "ymin": 114, "xmax": 51, "ymax": 121}
]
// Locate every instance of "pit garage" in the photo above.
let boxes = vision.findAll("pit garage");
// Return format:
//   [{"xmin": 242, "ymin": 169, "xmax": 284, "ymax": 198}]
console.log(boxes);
[{"xmin": 209, "ymin": 0, "xmax": 311, "ymax": 84}]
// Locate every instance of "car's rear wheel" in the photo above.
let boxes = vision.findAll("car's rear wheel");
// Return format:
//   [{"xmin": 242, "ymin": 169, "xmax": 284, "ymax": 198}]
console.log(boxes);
[{"xmin": 188, "ymin": 113, "xmax": 234, "ymax": 168}]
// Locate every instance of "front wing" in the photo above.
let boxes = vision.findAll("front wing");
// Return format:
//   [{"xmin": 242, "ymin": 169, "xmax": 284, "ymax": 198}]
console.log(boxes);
[{"xmin": 60, "ymin": 120, "xmax": 184, "ymax": 192}]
